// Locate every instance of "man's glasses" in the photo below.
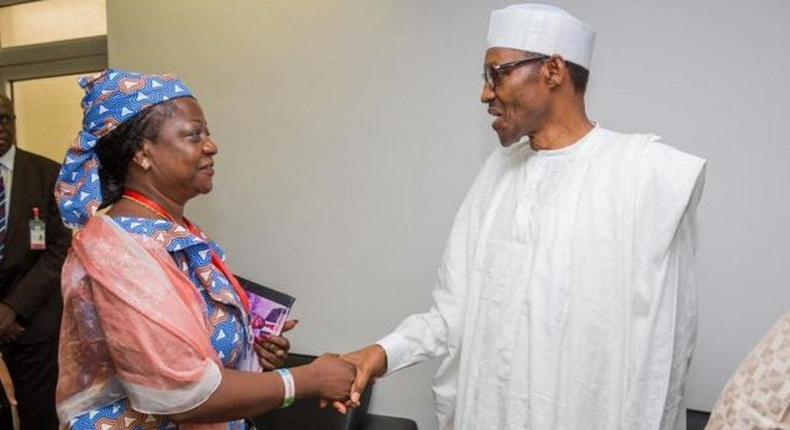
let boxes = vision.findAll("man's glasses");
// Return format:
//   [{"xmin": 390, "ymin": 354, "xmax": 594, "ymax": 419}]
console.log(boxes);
[
  {"xmin": 482, "ymin": 56, "xmax": 548, "ymax": 89},
  {"xmin": 0, "ymin": 114, "xmax": 15, "ymax": 126}
]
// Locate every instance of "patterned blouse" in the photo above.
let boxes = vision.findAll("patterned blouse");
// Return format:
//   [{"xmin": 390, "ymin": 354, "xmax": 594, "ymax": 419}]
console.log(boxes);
[{"xmin": 67, "ymin": 217, "xmax": 249, "ymax": 430}]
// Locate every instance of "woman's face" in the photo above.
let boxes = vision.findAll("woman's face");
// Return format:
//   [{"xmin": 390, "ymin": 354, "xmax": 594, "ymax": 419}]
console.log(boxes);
[{"xmin": 143, "ymin": 97, "xmax": 218, "ymax": 202}]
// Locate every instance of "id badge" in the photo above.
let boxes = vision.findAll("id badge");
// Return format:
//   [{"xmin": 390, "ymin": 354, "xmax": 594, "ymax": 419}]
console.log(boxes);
[{"xmin": 30, "ymin": 218, "xmax": 46, "ymax": 250}]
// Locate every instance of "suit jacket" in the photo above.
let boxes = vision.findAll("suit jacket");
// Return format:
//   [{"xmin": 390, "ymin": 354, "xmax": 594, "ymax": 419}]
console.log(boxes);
[{"xmin": 0, "ymin": 148, "xmax": 71, "ymax": 344}]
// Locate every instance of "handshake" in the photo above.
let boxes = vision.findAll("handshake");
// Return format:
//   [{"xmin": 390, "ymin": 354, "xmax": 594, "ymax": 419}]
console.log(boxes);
[
  {"xmin": 309, "ymin": 345, "xmax": 388, "ymax": 413},
  {"xmin": 254, "ymin": 320, "xmax": 388, "ymax": 412}
]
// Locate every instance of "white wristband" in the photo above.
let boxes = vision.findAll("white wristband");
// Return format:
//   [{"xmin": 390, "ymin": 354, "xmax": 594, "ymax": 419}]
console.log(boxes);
[{"xmin": 276, "ymin": 368, "xmax": 295, "ymax": 408}]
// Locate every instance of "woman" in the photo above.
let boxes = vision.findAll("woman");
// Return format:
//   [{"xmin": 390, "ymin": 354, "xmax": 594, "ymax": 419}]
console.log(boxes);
[{"xmin": 54, "ymin": 69, "xmax": 354, "ymax": 429}]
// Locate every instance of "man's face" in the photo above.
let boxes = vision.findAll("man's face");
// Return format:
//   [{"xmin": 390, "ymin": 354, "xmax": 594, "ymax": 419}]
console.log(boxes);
[
  {"xmin": 0, "ymin": 96, "xmax": 16, "ymax": 157},
  {"xmin": 481, "ymin": 48, "xmax": 551, "ymax": 146}
]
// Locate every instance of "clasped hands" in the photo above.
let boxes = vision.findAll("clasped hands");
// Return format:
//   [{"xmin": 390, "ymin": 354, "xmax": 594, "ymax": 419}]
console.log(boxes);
[
  {"xmin": 253, "ymin": 321, "xmax": 386, "ymax": 413},
  {"xmin": 317, "ymin": 344, "xmax": 387, "ymax": 414}
]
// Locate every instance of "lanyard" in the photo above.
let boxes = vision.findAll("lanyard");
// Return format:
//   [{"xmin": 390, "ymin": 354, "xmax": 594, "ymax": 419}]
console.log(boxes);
[{"xmin": 121, "ymin": 189, "xmax": 251, "ymax": 313}]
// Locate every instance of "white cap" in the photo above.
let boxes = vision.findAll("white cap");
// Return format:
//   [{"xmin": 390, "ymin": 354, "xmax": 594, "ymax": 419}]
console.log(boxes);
[{"xmin": 487, "ymin": 4, "xmax": 595, "ymax": 69}]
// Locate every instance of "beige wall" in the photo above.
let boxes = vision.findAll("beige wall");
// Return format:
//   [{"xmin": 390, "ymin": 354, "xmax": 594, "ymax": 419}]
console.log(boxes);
[
  {"xmin": 107, "ymin": 1, "xmax": 790, "ymax": 428},
  {"xmin": 13, "ymin": 74, "xmax": 85, "ymax": 162},
  {"xmin": 0, "ymin": 0, "xmax": 106, "ymax": 47}
]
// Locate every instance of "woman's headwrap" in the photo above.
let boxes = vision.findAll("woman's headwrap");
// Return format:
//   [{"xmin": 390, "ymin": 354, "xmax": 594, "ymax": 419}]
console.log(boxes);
[{"xmin": 54, "ymin": 68, "xmax": 194, "ymax": 229}]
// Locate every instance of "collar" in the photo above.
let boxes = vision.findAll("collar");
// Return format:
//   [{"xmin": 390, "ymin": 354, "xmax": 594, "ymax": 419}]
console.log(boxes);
[
  {"xmin": 0, "ymin": 145, "xmax": 16, "ymax": 171},
  {"xmin": 112, "ymin": 216, "xmax": 211, "ymax": 253}
]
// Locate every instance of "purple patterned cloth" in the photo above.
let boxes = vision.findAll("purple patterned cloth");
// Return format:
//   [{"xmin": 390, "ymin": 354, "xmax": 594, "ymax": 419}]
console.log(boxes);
[{"xmin": 54, "ymin": 69, "xmax": 194, "ymax": 229}]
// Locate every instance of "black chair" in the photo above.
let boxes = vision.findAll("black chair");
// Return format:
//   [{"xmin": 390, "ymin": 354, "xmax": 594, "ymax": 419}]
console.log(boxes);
[
  {"xmin": 359, "ymin": 414, "xmax": 418, "ymax": 430},
  {"xmin": 252, "ymin": 353, "xmax": 417, "ymax": 430},
  {"xmin": 686, "ymin": 409, "xmax": 710, "ymax": 430}
]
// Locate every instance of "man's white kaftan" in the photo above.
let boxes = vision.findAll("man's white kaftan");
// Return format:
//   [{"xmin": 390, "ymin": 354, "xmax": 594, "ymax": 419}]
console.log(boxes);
[{"xmin": 378, "ymin": 125, "xmax": 706, "ymax": 430}]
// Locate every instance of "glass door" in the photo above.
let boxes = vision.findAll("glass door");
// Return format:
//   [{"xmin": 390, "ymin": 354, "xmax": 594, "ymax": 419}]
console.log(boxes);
[{"xmin": 11, "ymin": 73, "xmax": 94, "ymax": 162}]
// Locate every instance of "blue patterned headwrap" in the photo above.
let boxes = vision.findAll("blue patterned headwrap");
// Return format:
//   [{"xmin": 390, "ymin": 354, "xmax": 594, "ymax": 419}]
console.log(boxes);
[{"xmin": 55, "ymin": 68, "xmax": 194, "ymax": 229}]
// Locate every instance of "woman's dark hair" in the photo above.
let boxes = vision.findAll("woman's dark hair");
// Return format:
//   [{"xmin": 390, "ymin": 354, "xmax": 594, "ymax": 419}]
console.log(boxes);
[{"xmin": 94, "ymin": 101, "xmax": 176, "ymax": 209}]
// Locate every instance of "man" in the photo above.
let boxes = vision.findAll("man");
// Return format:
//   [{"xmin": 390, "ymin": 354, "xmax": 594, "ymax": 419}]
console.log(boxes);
[
  {"xmin": 339, "ymin": 4, "xmax": 706, "ymax": 430},
  {"xmin": 0, "ymin": 93, "xmax": 71, "ymax": 429}
]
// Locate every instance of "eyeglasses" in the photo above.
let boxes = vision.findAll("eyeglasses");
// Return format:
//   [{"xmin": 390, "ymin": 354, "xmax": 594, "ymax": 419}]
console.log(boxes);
[
  {"xmin": 0, "ymin": 114, "xmax": 15, "ymax": 125},
  {"xmin": 482, "ymin": 56, "xmax": 548, "ymax": 89}
]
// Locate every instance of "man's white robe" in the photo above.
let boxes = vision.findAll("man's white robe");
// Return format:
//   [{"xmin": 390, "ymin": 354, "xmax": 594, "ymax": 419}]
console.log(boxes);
[{"xmin": 378, "ymin": 125, "xmax": 706, "ymax": 430}]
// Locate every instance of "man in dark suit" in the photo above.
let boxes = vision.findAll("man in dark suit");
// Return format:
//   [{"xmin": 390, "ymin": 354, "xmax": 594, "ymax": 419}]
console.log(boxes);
[{"xmin": 0, "ymin": 93, "xmax": 71, "ymax": 429}]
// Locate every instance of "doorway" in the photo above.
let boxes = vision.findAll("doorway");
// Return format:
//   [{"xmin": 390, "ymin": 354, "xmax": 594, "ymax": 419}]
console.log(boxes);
[
  {"xmin": 11, "ymin": 73, "xmax": 93, "ymax": 162},
  {"xmin": 0, "ymin": 0, "xmax": 107, "ymax": 162}
]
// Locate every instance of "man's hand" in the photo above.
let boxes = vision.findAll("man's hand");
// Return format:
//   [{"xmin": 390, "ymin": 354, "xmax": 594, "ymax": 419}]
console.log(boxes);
[
  {"xmin": 0, "ymin": 303, "xmax": 20, "ymax": 344},
  {"xmin": 320, "ymin": 344, "xmax": 387, "ymax": 411},
  {"xmin": 254, "ymin": 319, "xmax": 298, "ymax": 370},
  {"xmin": 0, "ymin": 323, "xmax": 23, "ymax": 345}
]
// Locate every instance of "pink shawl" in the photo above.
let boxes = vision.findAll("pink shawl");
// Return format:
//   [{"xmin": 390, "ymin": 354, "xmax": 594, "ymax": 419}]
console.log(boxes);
[{"xmin": 57, "ymin": 216, "xmax": 231, "ymax": 429}]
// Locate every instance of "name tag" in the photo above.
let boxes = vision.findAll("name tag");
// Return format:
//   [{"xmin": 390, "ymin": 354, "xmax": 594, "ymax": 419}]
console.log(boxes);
[{"xmin": 30, "ymin": 218, "xmax": 46, "ymax": 250}]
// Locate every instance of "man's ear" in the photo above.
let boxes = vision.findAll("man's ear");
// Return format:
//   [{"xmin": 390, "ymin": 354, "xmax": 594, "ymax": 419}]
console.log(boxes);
[{"xmin": 544, "ymin": 55, "xmax": 566, "ymax": 88}]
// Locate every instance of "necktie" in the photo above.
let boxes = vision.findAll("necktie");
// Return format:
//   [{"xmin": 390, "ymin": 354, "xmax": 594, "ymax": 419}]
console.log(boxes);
[{"xmin": 0, "ymin": 174, "xmax": 6, "ymax": 263}]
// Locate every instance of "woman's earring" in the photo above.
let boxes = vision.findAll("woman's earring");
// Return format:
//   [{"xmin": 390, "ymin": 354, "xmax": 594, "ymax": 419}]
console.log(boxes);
[{"xmin": 141, "ymin": 160, "xmax": 150, "ymax": 170}]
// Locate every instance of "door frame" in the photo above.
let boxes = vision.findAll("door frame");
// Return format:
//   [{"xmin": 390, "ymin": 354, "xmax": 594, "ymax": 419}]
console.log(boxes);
[{"xmin": 0, "ymin": 35, "xmax": 107, "ymax": 97}]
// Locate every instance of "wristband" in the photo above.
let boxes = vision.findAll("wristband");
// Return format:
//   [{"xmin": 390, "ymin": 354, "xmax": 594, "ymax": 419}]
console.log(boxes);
[{"xmin": 276, "ymin": 368, "xmax": 295, "ymax": 408}]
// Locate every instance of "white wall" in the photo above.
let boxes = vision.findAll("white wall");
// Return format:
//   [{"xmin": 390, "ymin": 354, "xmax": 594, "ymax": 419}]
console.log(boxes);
[{"xmin": 108, "ymin": 1, "xmax": 790, "ymax": 429}]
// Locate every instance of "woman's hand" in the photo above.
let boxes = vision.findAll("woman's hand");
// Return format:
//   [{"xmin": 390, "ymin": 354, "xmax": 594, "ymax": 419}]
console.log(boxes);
[
  {"xmin": 254, "ymin": 319, "xmax": 298, "ymax": 370},
  {"xmin": 305, "ymin": 353, "xmax": 356, "ymax": 405}
]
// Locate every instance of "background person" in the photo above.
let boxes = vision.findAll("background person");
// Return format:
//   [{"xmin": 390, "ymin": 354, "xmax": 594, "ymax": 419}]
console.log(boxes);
[{"xmin": 0, "ymin": 93, "xmax": 71, "ymax": 430}]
